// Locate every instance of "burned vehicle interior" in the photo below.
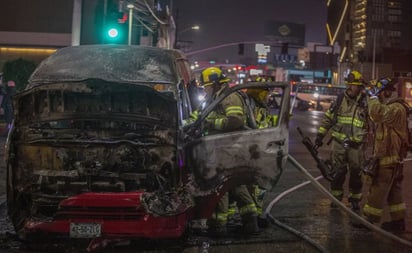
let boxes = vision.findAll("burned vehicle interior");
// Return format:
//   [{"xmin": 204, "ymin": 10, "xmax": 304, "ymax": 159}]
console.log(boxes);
[{"xmin": 6, "ymin": 45, "xmax": 290, "ymax": 244}]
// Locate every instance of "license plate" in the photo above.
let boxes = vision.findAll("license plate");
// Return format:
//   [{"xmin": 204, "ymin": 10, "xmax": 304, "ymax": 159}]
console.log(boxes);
[{"xmin": 70, "ymin": 223, "xmax": 101, "ymax": 238}]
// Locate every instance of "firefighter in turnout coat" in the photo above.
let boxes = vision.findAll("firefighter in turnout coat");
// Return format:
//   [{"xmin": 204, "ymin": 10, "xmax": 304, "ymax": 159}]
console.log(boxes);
[
  {"xmin": 362, "ymin": 77, "xmax": 408, "ymax": 232},
  {"xmin": 198, "ymin": 67, "xmax": 259, "ymax": 236},
  {"xmin": 315, "ymin": 70, "xmax": 369, "ymax": 212}
]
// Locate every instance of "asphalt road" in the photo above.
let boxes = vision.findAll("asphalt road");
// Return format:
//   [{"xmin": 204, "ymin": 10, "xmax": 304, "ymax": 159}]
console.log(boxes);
[{"xmin": 0, "ymin": 110, "xmax": 411, "ymax": 253}]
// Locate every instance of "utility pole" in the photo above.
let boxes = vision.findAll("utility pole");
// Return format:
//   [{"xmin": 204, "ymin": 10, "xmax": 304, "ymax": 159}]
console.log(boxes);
[
  {"xmin": 102, "ymin": 0, "xmax": 107, "ymax": 44},
  {"xmin": 71, "ymin": 0, "xmax": 82, "ymax": 46},
  {"xmin": 127, "ymin": 4, "xmax": 134, "ymax": 45}
]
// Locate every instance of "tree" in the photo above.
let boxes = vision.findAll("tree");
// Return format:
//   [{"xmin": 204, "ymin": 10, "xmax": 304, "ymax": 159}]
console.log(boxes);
[{"xmin": 2, "ymin": 58, "xmax": 37, "ymax": 92}]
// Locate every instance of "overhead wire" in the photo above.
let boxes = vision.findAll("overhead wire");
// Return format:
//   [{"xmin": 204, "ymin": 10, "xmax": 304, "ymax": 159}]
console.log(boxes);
[
  {"xmin": 124, "ymin": 0, "xmax": 165, "ymax": 33},
  {"xmin": 143, "ymin": 0, "xmax": 168, "ymax": 25},
  {"xmin": 134, "ymin": 15, "xmax": 155, "ymax": 33}
]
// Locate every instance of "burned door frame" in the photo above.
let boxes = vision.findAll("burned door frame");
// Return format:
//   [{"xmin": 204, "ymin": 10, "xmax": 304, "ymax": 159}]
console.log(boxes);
[{"xmin": 184, "ymin": 82, "xmax": 290, "ymax": 193}]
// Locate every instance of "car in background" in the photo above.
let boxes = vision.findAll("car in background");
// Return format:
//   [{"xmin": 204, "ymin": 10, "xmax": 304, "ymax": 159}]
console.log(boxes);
[{"xmin": 6, "ymin": 44, "xmax": 291, "ymax": 250}]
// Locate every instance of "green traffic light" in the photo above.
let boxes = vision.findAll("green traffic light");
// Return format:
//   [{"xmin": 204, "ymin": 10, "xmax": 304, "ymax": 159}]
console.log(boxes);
[
  {"xmin": 103, "ymin": 23, "xmax": 125, "ymax": 44},
  {"xmin": 107, "ymin": 28, "xmax": 119, "ymax": 38}
]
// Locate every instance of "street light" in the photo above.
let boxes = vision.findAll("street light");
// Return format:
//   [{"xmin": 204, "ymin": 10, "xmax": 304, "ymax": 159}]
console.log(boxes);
[
  {"xmin": 178, "ymin": 25, "xmax": 200, "ymax": 35},
  {"xmin": 175, "ymin": 25, "xmax": 200, "ymax": 49},
  {"xmin": 127, "ymin": 4, "xmax": 134, "ymax": 45}
]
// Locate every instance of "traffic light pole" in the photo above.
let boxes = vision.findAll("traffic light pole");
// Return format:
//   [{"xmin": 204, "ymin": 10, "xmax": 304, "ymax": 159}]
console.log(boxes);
[
  {"xmin": 102, "ymin": 0, "xmax": 107, "ymax": 44},
  {"xmin": 127, "ymin": 4, "xmax": 134, "ymax": 45},
  {"xmin": 71, "ymin": 0, "xmax": 82, "ymax": 46}
]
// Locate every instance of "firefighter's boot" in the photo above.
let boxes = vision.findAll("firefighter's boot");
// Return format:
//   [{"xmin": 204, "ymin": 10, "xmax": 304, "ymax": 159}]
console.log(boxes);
[
  {"xmin": 350, "ymin": 200, "xmax": 361, "ymax": 214},
  {"xmin": 257, "ymin": 216, "xmax": 269, "ymax": 228},
  {"xmin": 190, "ymin": 219, "xmax": 208, "ymax": 235},
  {"xmin": 241, "ymin": 214, "xmax": 260, "ymax": 235},
  {"xmin": 381, "ymin": 219, "xmax": 406, "ymax": 232},
  {"xmin": 207, "ymin": 218, "xmax": 228, "ymax": 237}
]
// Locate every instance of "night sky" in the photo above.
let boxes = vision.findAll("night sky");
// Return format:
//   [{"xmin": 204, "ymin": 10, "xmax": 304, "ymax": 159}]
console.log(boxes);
[
  {"xmin": 0, "ymin": 0, "xmax": 328, "ymax": 64},
  {"xmin": 173, "ymin": 0, "xmax": 327, "ymax": 63}
]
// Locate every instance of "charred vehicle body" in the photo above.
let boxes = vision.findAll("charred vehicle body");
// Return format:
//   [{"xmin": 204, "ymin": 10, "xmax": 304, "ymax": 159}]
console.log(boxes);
[{"xmin": 6, "ymin": 45, "xmax": 290, "ymax": 247}]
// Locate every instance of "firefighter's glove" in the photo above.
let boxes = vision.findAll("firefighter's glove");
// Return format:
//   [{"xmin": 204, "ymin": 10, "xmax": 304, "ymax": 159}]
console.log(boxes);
[
  {"xmin": 342, "ymin": 138, "xmax": 350, "ymax": 149},
  {"xmin": 204, "ymin": 111, "xmax": 218, "ymax": 130},
  {"xmin": 362, "ymin": 158, "xmax": 378, "ymax": 177},
  {"xmin": 361, "ymin": 158, "xmax": 378, "ymax": 186},
  {"xmin": 183, "ymin": 110, "xmax": 200, "ymax": 126},
  {"xmin": 366, "ymin": 86, "xmax": 381, "ymax": 97},
  {"xmin": 190, "ymin": 110, "xmax": 200, "ymax": 121},
  {"xmin": 314, "ymin": 134, "xmax": 324, "ymax": 149}
]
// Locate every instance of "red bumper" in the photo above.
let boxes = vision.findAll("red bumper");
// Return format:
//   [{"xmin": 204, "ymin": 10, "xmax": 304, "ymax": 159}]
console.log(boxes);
[{"xmin": 23, "ymin": 192, "xmax": 190, "ymax": 239}]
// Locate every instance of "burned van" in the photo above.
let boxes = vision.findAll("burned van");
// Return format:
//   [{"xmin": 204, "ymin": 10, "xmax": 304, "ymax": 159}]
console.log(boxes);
[{"xmin": 6, "ymin": 45, "xmax": 290, "ymax": 248}]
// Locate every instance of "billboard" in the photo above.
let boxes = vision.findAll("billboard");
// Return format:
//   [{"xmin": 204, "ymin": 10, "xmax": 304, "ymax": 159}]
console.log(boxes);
[{"xmin": 264, "ymin": 21, "xmax": 305, "ymax": 46}]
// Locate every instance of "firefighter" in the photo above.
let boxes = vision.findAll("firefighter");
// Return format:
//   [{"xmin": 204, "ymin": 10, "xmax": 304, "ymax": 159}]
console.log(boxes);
[
  {"xmin": 245, "ymin": 87, "xmax": 279, "ymax": 128},
  {"xmin": 315, "ymin": 70, "xmax": 369, "ymax": 212},
  {"xmin": 361, "ymin": 77, "xmax": 408, "ymax": 232},
  {"xmin": 244, "ymin": 87, "xmax": 278, "ymax": 228},
  {"xmin": 198, "ymin": 66, "xmax": 260, "ymax": 236},
  {"xmin": 221, "ymin": 87, "xmax": 277, "ymax": 229}
]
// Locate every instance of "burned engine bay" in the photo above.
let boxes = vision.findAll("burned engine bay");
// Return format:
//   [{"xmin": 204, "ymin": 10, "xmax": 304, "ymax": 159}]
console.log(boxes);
[{"xmin": 10, "ymin": 80, "xmax": 180, "ymax": 218}]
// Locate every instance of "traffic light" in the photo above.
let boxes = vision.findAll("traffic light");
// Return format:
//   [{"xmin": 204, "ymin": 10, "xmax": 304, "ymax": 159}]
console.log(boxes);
[
  {"xmin": 238, "ymin": 43, "xmax": 244, "ymax": 55},
  {"xmin": 104, "ymin": 23, "xmax": 125, "ymax": 43},
  {"xmin": 107, "ymin": 27, "xmax": 119, "ymax": 38},
  {"xmin": 103, "ymin": 1, "xmax": 127, "ymax": 44}
]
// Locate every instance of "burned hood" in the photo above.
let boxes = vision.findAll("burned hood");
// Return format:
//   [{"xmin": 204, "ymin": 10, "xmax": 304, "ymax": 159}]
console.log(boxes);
[{"xmin": 28, "ymin": 45, "xmax": 184, "ymax": 88}]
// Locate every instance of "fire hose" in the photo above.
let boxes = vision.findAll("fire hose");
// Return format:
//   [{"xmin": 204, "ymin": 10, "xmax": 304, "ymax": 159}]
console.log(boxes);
[
  {"xmin": 264, "ymin": 154, "xmax": 412, "ymax": 252},
  {"xmin": 265, "ymin": 175, "xmax": 329, "ymax": 253}
]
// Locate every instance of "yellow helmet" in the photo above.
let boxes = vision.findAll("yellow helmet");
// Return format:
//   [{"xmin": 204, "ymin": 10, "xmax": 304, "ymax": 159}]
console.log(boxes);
[
  {"xmin": 345, "ymin": 70, "xmax": 364, "ymax": 86},
  {"xmin": 200, "ymin": 67, "xmax": 230, "ymax": 87},
  {"xmin": 246, "ymin": 88, "xmax": 269, "ymax": 103}
]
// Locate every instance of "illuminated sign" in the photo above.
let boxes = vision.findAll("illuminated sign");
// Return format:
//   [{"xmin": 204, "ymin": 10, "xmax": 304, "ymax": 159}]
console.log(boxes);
[
  {"xmin": 255, "ymin": 44, "xmax": 270, "ymax": 63},
  {"xmin": 264, "ymin": 21, "xmax": 305, "ymax": 46}
]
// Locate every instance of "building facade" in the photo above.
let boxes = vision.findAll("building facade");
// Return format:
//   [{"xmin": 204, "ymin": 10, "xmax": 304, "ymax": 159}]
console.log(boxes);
[
  {"xmin": 351, "ymin": 0, "xmax": 403, "ymax": 63},
  {"xmin": 327, "ymin": 0, "xmax": 412, "ymax": 80}
]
